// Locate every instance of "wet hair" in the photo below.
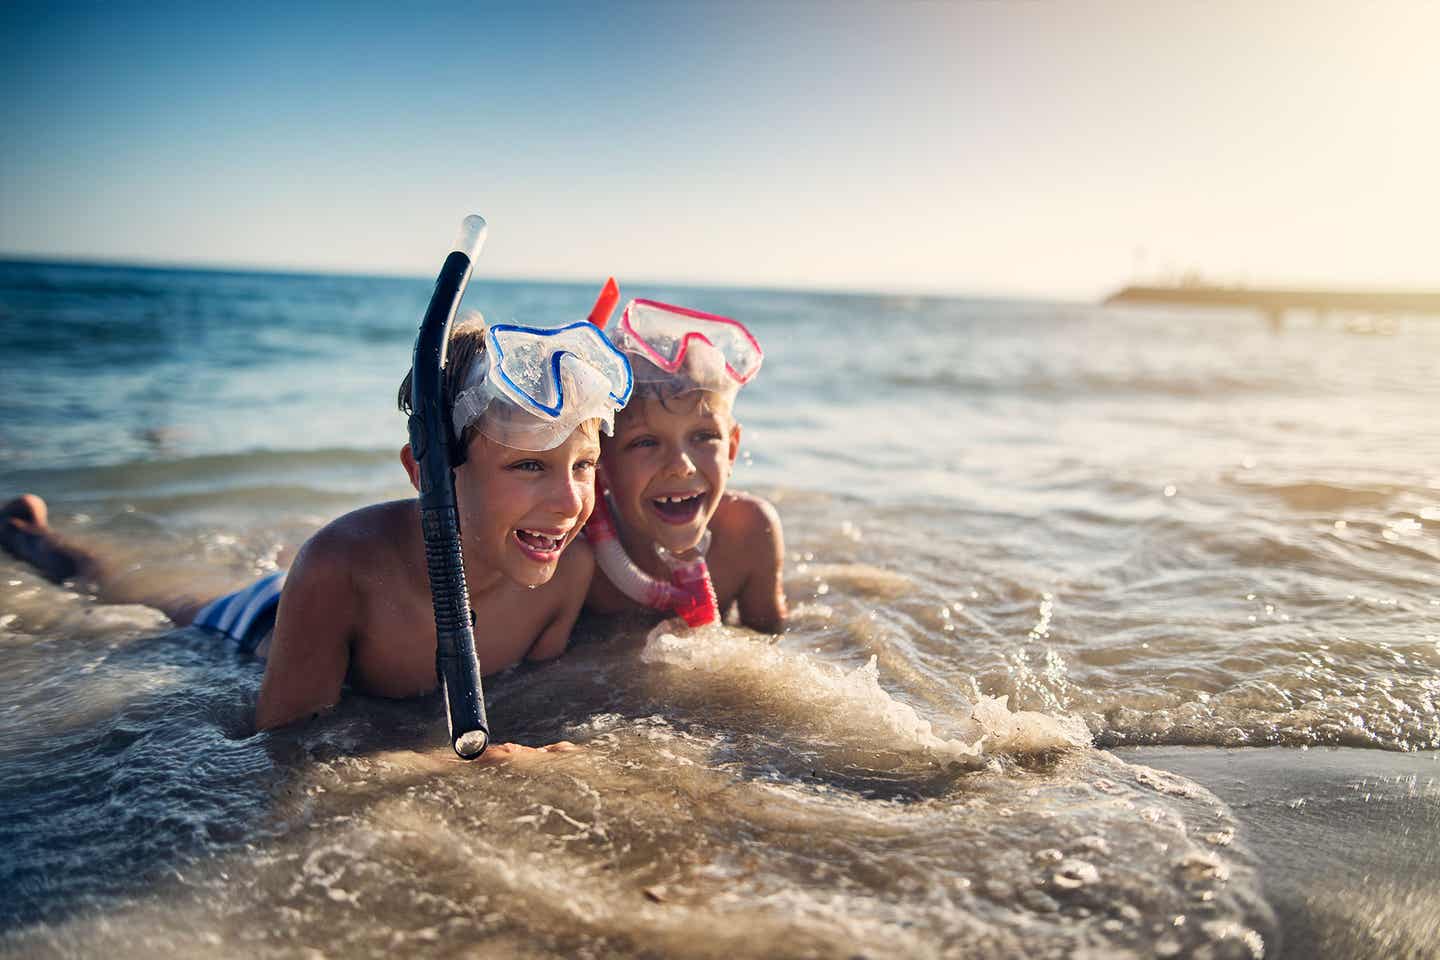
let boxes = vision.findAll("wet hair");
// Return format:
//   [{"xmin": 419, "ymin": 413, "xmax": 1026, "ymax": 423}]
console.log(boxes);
[
  {"xmin": 397, "ymin": 319, "xmax": 487, "ymax": 464},
  {"xmin": 619, "ymin": 350, "xmax": 738, "ymax": 422}
]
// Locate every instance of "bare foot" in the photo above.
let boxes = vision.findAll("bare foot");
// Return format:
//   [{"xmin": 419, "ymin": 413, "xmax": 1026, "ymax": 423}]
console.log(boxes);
[
  {"xmin": 1, "ymin": 494, "xmax": 82, "ymax": 582},
  {"xmin": 2, "ymin": 493, "xmax": 48, "ymax": 530}
]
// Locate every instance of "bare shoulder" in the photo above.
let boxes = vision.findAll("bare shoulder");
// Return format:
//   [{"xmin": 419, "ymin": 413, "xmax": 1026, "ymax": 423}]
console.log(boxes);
[
  {"xmin": 713, "ymin": 490, "xmax": 786, "ymax": 632},
  {"xmin": 303, "ymin": 500, "xmax": 417, "ymax": 572},
  {"xmin": 256, "ymin": 504, "xmax": 422, "ymax": 731},
  {"xmin": 317, "ymin": 499, "xmax": 418, "ymax": 547},
  {"xmin": 712, "ymin": 490, "xmax": 783, "ymax": 542}
]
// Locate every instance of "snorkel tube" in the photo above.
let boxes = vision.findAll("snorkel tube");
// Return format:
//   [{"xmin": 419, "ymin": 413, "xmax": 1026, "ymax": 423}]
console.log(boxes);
[
  {"xmin": 409, "ymin": 214, "xmax": 490, "ymax": 759},
  {"xmin": 584, "ymin": 279, "xmax": 721, "ymax": 628}
]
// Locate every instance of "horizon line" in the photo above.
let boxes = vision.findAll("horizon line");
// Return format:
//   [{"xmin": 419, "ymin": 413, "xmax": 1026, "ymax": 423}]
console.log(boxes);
[{"xmin": 0, "ymin": 250, "xmax": 1092, "ymax": 306}]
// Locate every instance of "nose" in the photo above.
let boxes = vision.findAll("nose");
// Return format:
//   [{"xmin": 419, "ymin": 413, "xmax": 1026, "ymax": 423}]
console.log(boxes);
[
  {"xmin": 545, "ymin": 470, "xmax": 587, "ymax": 519},
  {"xmin": 663, "ymin": 445, "xmax": 697, "ymax": 478}
]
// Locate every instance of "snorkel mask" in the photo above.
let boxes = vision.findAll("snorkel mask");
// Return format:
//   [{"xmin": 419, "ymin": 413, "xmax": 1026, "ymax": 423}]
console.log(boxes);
[
  {"xmin": 613, "ymin": 299, "xmax": 764, "ymax": 399},
  {"xmin": 450, "ymin": 319, "xmax": 632, "ymax": 453}
]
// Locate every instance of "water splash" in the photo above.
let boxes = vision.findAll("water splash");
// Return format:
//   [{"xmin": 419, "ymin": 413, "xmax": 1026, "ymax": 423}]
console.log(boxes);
[{"xmin": 640, "ymin": 622, "xmax": 1091, "ymax": 764}]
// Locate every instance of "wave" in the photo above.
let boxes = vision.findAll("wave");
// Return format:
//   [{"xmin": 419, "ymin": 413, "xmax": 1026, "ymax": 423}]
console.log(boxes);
[
  {"xmin": 5, "ymin": 447, "xmax": 394, "ymax": 493},
  {"xmin": 885, "ymin": 367, "xmax": 1298, "ymax": 398},
  {"xmin": 1223, "ymin": 476, "xmax": 1406, "ymax": 511},
  {"xmin": 639, "ymin": 624, "xmax": 1090, "ymax": 765},
  {"xmin": 0, "ymin": 262, "xmax": 175, "ymax": 301}
]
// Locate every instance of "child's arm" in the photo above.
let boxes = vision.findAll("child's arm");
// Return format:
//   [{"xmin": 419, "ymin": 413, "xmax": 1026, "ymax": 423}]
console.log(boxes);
[
  {"xmin": 734, "ymin": 496, "xmax": 787, "ymax": 633},
  {"xmin": 254, "ymin": 529, "xmax": 359, "ymax": 731}
]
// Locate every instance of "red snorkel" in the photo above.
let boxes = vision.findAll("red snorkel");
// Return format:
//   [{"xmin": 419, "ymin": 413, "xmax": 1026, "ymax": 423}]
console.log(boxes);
[
  {"xmin": 586, "ymin": 278, "xmax": 721, "ymax": 628},
  {"xmin": 587, "ymin": 276, "xmax": 620, "ymax": 328}
]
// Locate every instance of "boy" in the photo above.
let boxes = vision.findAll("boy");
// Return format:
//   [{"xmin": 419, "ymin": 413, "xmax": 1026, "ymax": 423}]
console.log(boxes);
[
  {"xmin": 1, "ymin": 318, "xmax": 631, "ymax": 747},
  {"xmin": 584, "ymin": 298, "xmax": 787, "ymax": 632}
]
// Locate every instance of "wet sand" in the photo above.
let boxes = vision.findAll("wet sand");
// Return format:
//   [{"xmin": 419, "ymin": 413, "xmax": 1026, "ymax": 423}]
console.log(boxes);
[{"xmin": 1121, "ymin": 747, "xmax": 1440, "ymax": 960}]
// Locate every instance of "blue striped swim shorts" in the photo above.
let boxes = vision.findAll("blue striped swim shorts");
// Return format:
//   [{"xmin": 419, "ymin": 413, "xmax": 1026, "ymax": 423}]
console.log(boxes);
[{"xmin": 192, "ymin": 569, "xmax": 287, "ymax": 656}]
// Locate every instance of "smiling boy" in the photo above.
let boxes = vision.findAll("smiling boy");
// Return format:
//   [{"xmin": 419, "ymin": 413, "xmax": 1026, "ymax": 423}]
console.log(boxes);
[
  {"xmin": 2, "ymin": 318, "xmax": 631, "ymax": 739},
  {"xmin": 584, "ymin": 299, "xmax": 786, "ymax": 632}
]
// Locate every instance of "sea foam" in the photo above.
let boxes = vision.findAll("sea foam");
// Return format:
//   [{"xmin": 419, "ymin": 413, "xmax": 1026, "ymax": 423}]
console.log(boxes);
[{"xmin": 640, "ymin": 621, "xmax": 1091, "ymax": 763}]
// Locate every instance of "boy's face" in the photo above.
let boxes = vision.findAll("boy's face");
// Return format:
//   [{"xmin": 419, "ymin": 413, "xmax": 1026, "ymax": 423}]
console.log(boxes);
[
  {"xmin": 452, "ymin": 422, "xmax": 600, "ymax": 588},
  {"xmin": 600, "ymin": 391, "xmax": 740, "ymax": 556}
]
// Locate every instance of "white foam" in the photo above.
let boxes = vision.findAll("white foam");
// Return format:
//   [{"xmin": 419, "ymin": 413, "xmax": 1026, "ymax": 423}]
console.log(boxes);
[{"xmin": 640, "ymin": 624, "xmax": 1091, "ymax": 762}]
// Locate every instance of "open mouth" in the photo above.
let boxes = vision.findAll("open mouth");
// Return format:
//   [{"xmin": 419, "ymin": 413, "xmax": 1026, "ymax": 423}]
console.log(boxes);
[
  {"xmin": 514, "ymin": 528, "xmax": 565, "ymax": 561},
  {"xmin": 649, "ymin": 492, "xmax": 706, "ymax": 525}
]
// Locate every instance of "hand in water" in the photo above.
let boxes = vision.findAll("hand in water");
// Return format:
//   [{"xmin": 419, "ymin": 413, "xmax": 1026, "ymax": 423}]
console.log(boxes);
[{"xmin": 474, "ymin": 741, "xmax": 579, "ymax": 764}]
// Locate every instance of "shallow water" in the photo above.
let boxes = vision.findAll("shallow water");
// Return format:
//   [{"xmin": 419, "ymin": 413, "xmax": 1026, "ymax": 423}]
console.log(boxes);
[{"xmin": 2, "ymin": 261, "xmax": 1437, "ymax": 956}]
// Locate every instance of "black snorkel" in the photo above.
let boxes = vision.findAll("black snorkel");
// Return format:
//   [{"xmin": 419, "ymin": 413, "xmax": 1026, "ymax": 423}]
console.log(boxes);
[{"xmin": 408, "ymin": 214, "xmax": 490, "ymax": 759}]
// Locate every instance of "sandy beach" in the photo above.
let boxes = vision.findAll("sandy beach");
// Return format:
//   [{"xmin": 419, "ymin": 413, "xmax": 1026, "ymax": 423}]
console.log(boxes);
[{"xmin": 1124, "ymin": 747, "xmax": 1440, "ymax": 959}]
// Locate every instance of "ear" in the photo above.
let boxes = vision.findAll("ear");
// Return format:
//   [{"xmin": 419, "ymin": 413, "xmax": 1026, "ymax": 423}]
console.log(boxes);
[
  {"xmin": 727, "ymin": 420, "xmax": 742, "ymax": 466},
  {"xmin": 400, "ymin": 443, "xmax": 421, "ymax": 491}
]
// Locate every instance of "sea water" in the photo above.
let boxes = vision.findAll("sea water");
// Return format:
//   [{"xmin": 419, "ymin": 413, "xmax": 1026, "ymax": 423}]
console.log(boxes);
[{"xmin": 1, "ymin": 260, "xmax": 1437, "ymax": 957}]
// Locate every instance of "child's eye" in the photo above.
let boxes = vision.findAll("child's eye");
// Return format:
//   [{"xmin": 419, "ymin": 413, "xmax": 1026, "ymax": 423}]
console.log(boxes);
[
  {"xmin": 694, "ymin": 431, "xmax": 723, "ymax": 443},
  {"xmin": 626, "ymin": 437, "xmax": 658, "ymax": 450},
  {"xmin": 508, "ymin": 460, "xmax": 544, "ymax": 472},
  {"xmin": 574, "ymin": 459, "xmax": 597, "ymax": 474}
]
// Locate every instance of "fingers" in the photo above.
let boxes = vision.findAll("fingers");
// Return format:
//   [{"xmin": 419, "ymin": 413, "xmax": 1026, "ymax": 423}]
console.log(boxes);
[{"xmin": 473, "ymin": 740, "xmax": 580, "ymax": 764}]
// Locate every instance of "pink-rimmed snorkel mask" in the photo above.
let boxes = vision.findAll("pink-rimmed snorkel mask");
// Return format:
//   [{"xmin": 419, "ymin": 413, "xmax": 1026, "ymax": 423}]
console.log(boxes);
[{"xmin": 613, "ymin": 299, "xmax": 764, "ymax": 397}]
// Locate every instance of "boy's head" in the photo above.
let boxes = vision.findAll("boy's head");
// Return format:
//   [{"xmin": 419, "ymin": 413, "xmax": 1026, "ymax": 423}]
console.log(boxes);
[
  {"xmin": 397, "ymin": 313, "xmax": 629, "ymax": 463},
  {"xmin": 396, "ymin": 315, "xmax": 487, "ymax": 465},
  {"xmin": 599, "ymin": 300, "xmax": 762, "ymax": 556},
  {"xmin": 398, "ymin": 313, "xmax": 631, "ymax": 585}
]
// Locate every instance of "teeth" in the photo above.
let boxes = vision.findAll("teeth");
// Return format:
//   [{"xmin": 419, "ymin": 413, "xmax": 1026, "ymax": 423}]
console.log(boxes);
[{"xmin": 520, "ymin": 530, "xmax": 562, "ymax": 550}]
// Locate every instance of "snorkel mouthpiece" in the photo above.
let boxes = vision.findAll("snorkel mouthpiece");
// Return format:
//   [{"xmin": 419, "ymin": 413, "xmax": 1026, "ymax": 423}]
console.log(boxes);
[{"xmin": 410, "ymin": 214, "xmax": 491, "ymax": 759}]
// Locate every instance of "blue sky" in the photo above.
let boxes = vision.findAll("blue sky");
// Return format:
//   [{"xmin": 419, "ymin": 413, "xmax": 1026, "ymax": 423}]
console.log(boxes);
[{"xmin": 2, "ymin": 1, "xmax": 1436, "ymax": 298}]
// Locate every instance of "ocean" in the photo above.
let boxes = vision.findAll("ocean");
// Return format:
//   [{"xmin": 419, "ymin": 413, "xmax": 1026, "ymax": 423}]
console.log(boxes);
[{"xmin": 1, "ymin": 260, "xmax": 1437, "ymax": 958}]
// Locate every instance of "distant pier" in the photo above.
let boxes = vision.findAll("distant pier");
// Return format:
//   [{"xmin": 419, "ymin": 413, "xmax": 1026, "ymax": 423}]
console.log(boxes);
[{"xmin": 1104, "ymin": 284, "xmax": 1440, "ymax": 328}]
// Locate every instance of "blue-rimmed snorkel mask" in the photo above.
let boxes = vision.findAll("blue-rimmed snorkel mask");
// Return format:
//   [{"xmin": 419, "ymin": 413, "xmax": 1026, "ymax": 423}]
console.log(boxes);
[{"xmin": 450, "ymin": 320, "xmax": 633, "ymax": 453}]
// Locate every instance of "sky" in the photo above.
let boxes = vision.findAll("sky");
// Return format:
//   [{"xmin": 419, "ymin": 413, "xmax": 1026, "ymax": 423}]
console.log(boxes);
[{"xmin": 1, "ymin": 0, "xmax": 1436, "ymax": 299}]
